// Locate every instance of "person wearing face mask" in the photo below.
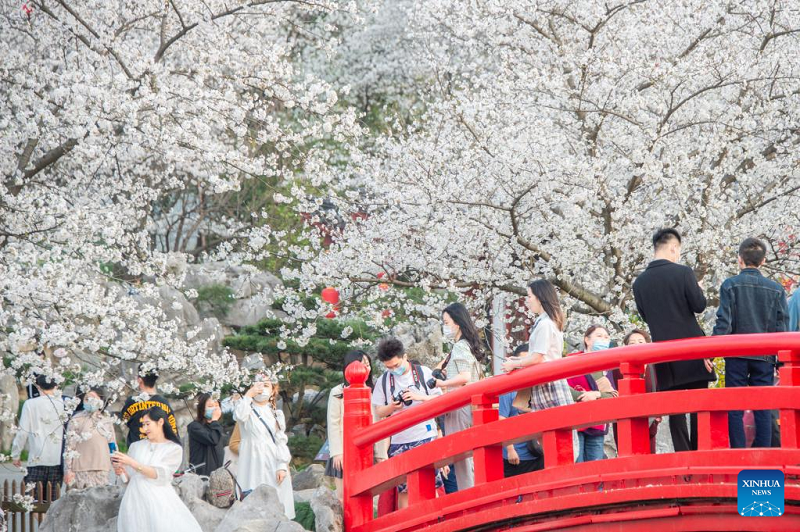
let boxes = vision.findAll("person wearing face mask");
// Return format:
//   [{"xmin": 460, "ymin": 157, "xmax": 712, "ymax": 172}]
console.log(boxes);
[
  {"xmin": 428, "ymin": 302, "xmax": 484, "ymax": 491},
  {"xmin": 63, "ymin": 387, "xmax": 116, "ymax": 489},
  {"xmin": 566, "ymin": 325, "xmax": 619, "ymax": 462},
  {"xmin": 187, "ymin": 393, "xmax": 224, "ymax": 476},
  {"xmin": 373, "ymin": 337, "xmax": 444, "ymax": 509},
  {"xmin": 234, "ymin": 377, "xmax": 294, "ymax": 518}
]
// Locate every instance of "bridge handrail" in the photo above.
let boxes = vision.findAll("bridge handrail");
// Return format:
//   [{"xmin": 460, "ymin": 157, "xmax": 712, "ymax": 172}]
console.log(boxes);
[
  {"xmin": 353, "ymin": 332, "xmax": 800, "ymax": 449},
  {"xmin": 349, "ymin": 386, "xmax": 800, "ymax": 496}
]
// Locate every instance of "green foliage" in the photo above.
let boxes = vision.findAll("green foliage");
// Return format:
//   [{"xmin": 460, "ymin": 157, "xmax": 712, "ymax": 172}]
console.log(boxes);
[
  {"xmin": 293, "ymin": 501, "xmax": 316, "ymax": 531},
  {"xmin": 223, "ymin": 318, "xmax": 378, "ymax": 369},
  {"xmin": 195, "ymin": 284, "xmax": 235, "ymax": 318},
  {"xmin": 289, "ymin": 434, "xmax": 325, "ymax": 463}
]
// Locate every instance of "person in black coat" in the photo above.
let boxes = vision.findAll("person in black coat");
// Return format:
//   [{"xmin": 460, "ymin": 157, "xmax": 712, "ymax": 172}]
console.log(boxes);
[
  {"xmin": 632, "ymin": 228, "xmax": 715, "ymax": 452},
  {"xmin": 187, "ymin": 393, "xmax": 224, "ymax": 476}
]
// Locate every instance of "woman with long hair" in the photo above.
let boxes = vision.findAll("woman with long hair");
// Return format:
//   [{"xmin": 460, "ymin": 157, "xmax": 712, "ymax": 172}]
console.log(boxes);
[
  {"xmin": 187, "ymin": 393, "xmax": 224, "ymax": 476},
  {"xmin": 64, "ymin": 387, "xmax": 116, "ymax": 489},
  {"xmin": 566, "ymin": 325, "xmax": 619, "ymax": 462},
  {"xmin": 326, "ymin": 350, "xmax": 387, "ymax": 501},
  {"xmin": 112, "ymin": 407, "xmax": 202, "ymax": 532},
  {"xmin": 502, "ymin": 280, "xmax": 577, "ymax": 457},
  {"xmin": 234, "ymin": 377, "xmax": 294, "ymax": 518},
  {"xmin": 429, "ymin": 302, "xmax": 484, "ymax": 491}
]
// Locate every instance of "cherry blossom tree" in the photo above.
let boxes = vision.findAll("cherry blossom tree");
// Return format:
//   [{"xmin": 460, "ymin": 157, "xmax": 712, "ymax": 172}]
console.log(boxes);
[
  {"xmin": 0, "ymin": 0, "xmax": 362, "ymax": 404},
  {"xmin": 277, "ymin": 0, "xmax": 800, "ymax": 341}
]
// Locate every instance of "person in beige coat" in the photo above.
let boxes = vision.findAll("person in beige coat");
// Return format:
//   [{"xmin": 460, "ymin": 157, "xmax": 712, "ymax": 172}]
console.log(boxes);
[
  {"xmin": 326, "ymin": 350, "xmax": 388, "ymax": 501},
  {"xmin": 64, "ymin": 388, "xmax": 116, "ymax": 489}
]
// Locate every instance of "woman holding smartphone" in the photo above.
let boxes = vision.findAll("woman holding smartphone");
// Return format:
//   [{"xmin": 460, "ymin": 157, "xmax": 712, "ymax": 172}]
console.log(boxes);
[
  {"xmin": 234, "ymin": 377, "xmax": 295, "ymax": 518},
  {"xmin": 64, "ymin": 387, "xmax": 116, "ymax": 489}
]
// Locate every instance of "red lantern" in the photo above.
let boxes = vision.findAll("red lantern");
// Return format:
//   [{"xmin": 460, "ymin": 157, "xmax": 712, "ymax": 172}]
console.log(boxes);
[
  {"xmin": 321, "ymin": 287, "xmax": 339, "ymax": 319},
  {"xmin": 377, "ymin": 272, "xmax": 389, "ymax": 291}
]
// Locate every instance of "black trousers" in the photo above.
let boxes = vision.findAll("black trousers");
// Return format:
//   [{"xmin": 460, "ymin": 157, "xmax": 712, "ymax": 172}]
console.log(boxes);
[
  {"xmin": 668, "ymin": 380, "xmax": 708, "ymax": 451},
  {"xmin": 503, "ymin": 458, "xmax": 543, "ymax": 478}
]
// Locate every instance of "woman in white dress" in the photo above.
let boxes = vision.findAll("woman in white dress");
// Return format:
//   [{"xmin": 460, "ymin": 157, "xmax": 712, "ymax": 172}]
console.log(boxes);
[
  {"xmin": 234, "ymin": 378, "xmax": 294, "ymax": 518},
  {"xmin": 112, "ymin": 407, "xmax": 202, "ymax": 532}
]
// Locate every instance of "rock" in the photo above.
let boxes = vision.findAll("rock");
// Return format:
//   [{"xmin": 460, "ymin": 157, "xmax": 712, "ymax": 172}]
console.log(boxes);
[
  {"xmin": 0, "ymin": 374, "xmax": 20, "ymax": 450},
  {"xmin": 293, "ymin": 488, "xmax": 317, "ymax": 504},
  {"xmin": 186, "ymin": 497, "xmax": 228, "ymax": 532},
  {"xmin": 393, "ymin": 321, "xmax": 444, "ymax": 369},
  {"xmin": 221, "ymin": 298, "xmax": 273, "ymax": 328},
  {"xmin": 214, "ymin": 484, "xmax": 288, "ymax": 532},
  {"xmin": 310, "ymin": 486, "xmax": 343, "ymax": 532},
  {"xmin": 40, "ymin": 484, "xmax": 123, "ymax": 532},
  {"xmin": 292, "ymin": 464, "xmax": 325, "ymax": 491},
  {"xmin": 232, "ymin": 521, "xmax": 305, "ymax": 532},
  {"xmin": 656, "ymin": 416, "xmax": 676, "ymax": 454},
  {"xmin": 174, "ymin": 473, "xmax": 206, "ymax": 503}
]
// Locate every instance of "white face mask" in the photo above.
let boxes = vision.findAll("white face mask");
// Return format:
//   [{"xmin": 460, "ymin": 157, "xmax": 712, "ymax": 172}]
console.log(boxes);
[
  {"xmin": 442, "ymin": 325, "xmax": 456, "ymax": 340},
  {"xmin": 254, "ymin": 393, "xmax": 271, "ymax": 403}
]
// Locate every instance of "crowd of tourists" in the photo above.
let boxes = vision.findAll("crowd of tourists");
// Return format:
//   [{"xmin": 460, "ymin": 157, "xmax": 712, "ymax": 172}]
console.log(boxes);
[
  {"xmin": 7, "ymin": 229, "xmax": 796, "ymax": 525},
  {"xmin": 11, "ymin": 369, "xmax": 293, "ymax": 531},
  {"xmin": 325, "ymin": 230, "xmax": 795, "ymax": 507}
]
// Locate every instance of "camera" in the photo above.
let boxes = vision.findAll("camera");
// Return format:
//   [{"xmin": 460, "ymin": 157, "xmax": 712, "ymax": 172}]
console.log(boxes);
[
  {"xmin": 426, "ymin": 368, "xmax": 446, "ymax": 389},
  {"xmin": 392, "ymin": 389, "xmax": 413, "ymax": 406}
]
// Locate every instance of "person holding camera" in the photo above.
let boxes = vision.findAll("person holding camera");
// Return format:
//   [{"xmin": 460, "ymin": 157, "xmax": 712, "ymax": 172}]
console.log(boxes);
[
  {"xmin": 426, "ymin": 302, "xmax": 484, "ymax": 491},
  {"xmin": 373, "ymin": 338, "xmax": 443, "ymax": 509}
]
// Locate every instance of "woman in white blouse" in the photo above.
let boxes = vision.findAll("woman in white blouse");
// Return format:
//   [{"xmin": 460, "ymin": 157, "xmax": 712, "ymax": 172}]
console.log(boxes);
[
  {"xmin": 112, "ymin": 407, "xmax": 201, "ymax": 532},
  {"xmin": 234, "ymin": 378, "xmax": 295, "ymax": 518},
  {"xmin": 503, "ymin": 280, "xmax": 578, "ymax": 458}
]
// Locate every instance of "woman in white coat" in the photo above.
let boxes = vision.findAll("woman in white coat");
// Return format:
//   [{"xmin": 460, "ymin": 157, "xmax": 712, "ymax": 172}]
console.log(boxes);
[{"xmin": 234, "ymin": 378, "xmax": 294, "ymax": 519}]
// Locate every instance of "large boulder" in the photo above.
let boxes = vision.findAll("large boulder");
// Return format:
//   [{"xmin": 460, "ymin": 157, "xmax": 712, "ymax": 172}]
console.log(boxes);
[
  {"xmin": 291, "ymin": 464, "xmax": 325, "ymax": 491},
  {"xmin": 393, "ymin": 322, "xmax": 444, "ymax": 368},
  {"xmin": 214, "ymin": 485, "xmax": 288, "ymax": 532},
  {"xmin": 231, "ymin": 521, "xmax": 305, "ymax": 532},
  {"xmin": 174, "ymin": 473, "xmax": 228, "ymax": 532},
  {"xmin": 310, "ymin": 486, "xmax": 343, "ymax": 532},
  {"xmin": 292, "ymin": 489, "xmax": 317, "ymax": 504},
  {"xmin": 40, "ymin": 485, "xmax": 122, "ymax": 532}
]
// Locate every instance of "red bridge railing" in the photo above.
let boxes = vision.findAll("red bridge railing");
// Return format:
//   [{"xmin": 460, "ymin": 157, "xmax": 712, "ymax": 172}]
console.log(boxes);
[{"xmin": 343, "ymin": 333, "xmax": 800, "ymax": 531}]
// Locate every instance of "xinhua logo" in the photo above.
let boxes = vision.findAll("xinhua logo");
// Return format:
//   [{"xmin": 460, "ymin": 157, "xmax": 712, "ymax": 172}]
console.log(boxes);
[{"xmin": 738, "ymin": 469, "xmax": 784, "ymax": 517}]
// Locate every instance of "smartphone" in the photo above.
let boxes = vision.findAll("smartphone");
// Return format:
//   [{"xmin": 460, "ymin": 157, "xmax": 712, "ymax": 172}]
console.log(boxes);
[{"xmin": 108, "ymin": 442, "xmax": 117, "ymax": 454}]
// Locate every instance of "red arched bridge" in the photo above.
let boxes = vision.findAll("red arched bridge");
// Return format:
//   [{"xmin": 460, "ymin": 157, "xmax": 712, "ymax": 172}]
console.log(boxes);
[{"xmin": 342, "ymin": 333, "xmax": 800, "ymax": 531}]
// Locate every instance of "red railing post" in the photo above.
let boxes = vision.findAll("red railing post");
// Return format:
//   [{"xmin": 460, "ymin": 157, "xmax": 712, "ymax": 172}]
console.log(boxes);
[
  {"xmin": 779, "ymin": 349, "xmax": 800, "ymax": 449},
  {"xmin": 697, "ymin": 411, "xmax": 729, "ymax": 450},
  {"xmin": 343, "ymin": 361, "xmax": 374, "ymax": 529},
  {"xmin": 407, "ymin": 467, "xmax": 437, "ymax": 505},
  {"xmin": 616, "ymin": 361, "xmax": 650, "ymax": 456},
  {"xmin": 472, "ymin": 393, "xmax": 503, "ymax": 484}
]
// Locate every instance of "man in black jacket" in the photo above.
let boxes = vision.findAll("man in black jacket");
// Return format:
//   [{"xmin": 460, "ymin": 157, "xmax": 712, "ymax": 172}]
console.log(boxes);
[{"xmin": 633, "ymin": 228, "xmax": 715, "ymax": 452}]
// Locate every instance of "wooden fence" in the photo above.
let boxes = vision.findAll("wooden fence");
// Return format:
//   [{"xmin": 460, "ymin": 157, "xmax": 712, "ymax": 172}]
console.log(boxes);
[{"xmin": 0, "ymin": 480, "xmax": 61, "ymax": 532}]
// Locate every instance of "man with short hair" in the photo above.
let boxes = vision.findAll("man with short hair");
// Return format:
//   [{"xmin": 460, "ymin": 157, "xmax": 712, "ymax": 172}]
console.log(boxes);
[
  {"xmin": 121, "ymin": 366, "xmax": 178, "ymax": 446},
  {"xmin": 632, "ymin": 228, "xmax": 716, "ymax": 451},
  {"xmin": 11, "ymin": 374, "xmax": 65, "ymax": 499},
  {"xmin": 372, "ymin": 337, "xmax": 443, "ymax": 508},
  {"xmin": 712, "ymin": 237, "xmax": 789, "ymax": 448}
]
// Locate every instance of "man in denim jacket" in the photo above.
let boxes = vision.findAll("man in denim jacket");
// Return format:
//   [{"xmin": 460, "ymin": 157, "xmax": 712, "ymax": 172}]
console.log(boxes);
[{"xmin": 712, "ymin": 237, "xmax": 789, "ymax": 448}]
